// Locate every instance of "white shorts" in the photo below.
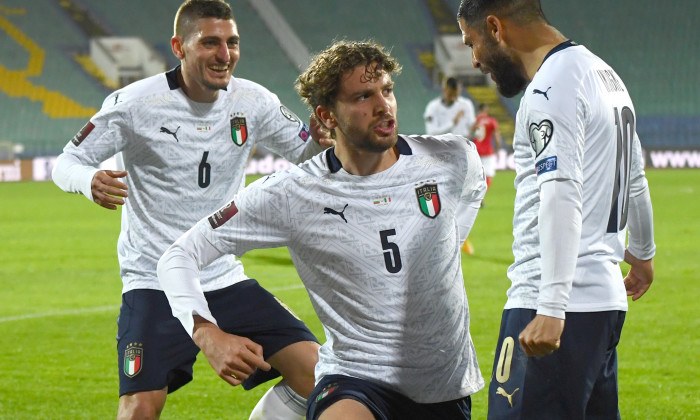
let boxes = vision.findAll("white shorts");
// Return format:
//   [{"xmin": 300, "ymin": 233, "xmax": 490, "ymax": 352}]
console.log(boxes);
[{"xmin": 480, "ymin": 154, "xmax": 496, "ymax": 178}]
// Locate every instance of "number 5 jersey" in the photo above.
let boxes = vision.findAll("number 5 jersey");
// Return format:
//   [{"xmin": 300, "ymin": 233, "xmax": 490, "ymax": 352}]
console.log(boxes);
[{"xmin": 158, "ymin": 134, "xmax": 487, "ymax": 403}]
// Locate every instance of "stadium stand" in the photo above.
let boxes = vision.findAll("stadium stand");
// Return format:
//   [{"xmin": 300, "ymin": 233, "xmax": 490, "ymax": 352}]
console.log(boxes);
[
  {"xmin": 0, "ymin": 1, "xmax": 109, "ymax": 156},
  {"xmin": 0, "ymin": 0, "xmax": 697, "ymax": 158},
  {"xmin": 274, "ymin": 0, "xmax": 443, "ymax": 136}
]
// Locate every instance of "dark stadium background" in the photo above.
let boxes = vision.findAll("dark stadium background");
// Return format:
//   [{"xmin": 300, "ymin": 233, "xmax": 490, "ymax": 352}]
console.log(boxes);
[{"xmin": 0, "ymin": 0, "xmax": 697, "ymax": 171}]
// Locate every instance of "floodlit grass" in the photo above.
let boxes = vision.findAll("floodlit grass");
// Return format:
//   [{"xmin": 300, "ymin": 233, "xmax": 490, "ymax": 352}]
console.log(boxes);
[{"xmin": 0, "ymin": 169, "xmax": 697, "ymax": 419}]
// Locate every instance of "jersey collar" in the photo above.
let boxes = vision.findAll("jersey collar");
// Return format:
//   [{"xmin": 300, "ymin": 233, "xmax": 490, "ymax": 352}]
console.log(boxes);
[
  {"xmin": 165, "ymin": 66, "xmax": 180, "ymax": 90},
  {"xmin": 326, "ymin": 136, "xmax": 413, "ymax": 173},
  {"xmin": 165, "ymin": 65, "xmax": 229, "ymax": 92},
  {"xmin": 540, "ymin": 40, "xmax": 577, "ymax": 69}
]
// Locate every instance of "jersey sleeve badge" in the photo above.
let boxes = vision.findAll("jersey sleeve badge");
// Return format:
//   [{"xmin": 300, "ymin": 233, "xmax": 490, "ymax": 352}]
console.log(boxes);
[
  {"xmin": 279, "ymin": 105, "xmax": 301, "ymax": 123},
  {"xmin": 298, "ymin": 123, "xmax": 310, "ymax": 142},
  {"xmin": 71, "ymin": 121, "xmax": 95, "ymax": 146},
  {"xmin": 529, "ymin": 119, "xmax": 553, "ymax": 157},
  {"xmin": 208, "ymin": 200, "xmax": 239, "ymax": 229}
]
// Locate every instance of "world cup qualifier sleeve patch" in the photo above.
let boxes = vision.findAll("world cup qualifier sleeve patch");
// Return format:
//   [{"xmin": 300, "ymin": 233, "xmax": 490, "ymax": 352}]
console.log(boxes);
[
  {"xmin": 529, "ymin": 119, "xmax": 553, "ymax": 157},
  {"xmin": 71, "ymin": 121, "xmax": 95, "ymax": 146},
  {"xmin": 208, "ymin": 200, "xmax": 239, "ymax": 229}
]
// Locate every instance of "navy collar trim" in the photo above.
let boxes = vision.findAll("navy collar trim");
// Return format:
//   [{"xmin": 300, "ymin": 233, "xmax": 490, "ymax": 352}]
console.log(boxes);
[
  {"xmin": 165, "ymin": 66, "xmax": 180, "ymax": 90},
  {"xmin": 326, "ymin": 136, "xmax": 413, "ymax": 174},
  {"xmin": 165, "ymin": 65, "xmax": 229, "ymax": 92},
  {"xmin": 540, "ymin": 40, "xmax": 577, "ymax": 68}
]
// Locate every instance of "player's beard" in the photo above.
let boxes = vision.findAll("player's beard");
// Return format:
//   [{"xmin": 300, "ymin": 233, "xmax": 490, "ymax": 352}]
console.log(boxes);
[
  {"xmin": 482, "ymin": 40, "xmax": 529, "ymax": 98},
  {"xmin": 336, "ymin": 122, "xmax": 398, "ymax": 154}
]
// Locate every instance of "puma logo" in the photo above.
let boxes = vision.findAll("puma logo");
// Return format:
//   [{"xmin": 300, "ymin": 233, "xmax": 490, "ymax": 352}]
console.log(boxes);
[
  {"xmin": 323, "ymin": 204, "xmax": 348, "ymax": 223},
  {"xmin": 160, "ymin": 126, "xmax": 180, "ymax": 142},
  {"xmin": 496, "ymin": 387, "xmax": 519, "ymax": 408},
  {"xmin": 532, "ymin": 86, "xmax": 551, "ymax": 100}
]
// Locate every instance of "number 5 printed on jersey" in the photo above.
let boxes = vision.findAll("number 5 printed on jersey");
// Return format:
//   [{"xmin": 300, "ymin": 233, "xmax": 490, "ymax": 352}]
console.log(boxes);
[{"xmin": 379, "ymin": 229, "xmax": 402, "ymax": 274}]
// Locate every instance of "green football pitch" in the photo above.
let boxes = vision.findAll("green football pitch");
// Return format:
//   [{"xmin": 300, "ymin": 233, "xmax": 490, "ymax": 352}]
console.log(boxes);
[{"xmin": 0, "ymin": 169, "xmax": 697, "ymax": 419}]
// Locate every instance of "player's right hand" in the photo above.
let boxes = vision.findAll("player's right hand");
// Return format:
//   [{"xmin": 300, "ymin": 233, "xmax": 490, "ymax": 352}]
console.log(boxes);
[
  {"xmin": 519, "ymin": 314, "xmax": 564, "ymax": 357},
  {"xmin": 193, "ymin": 321, "xmax": 272, "ymax": 387},
  {"xmin": 91, "ymin": 170, "xmax": 128, "ymax": 210}
]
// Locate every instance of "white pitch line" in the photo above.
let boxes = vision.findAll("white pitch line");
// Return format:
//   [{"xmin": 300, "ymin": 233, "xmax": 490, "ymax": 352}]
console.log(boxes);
[
  {"xmin": 0, "ymin": 305, "xmax": 119, "ymax": 323},
  {"xmin": 0, "ymin": 283, "xmax": 305, "ymax": 323}
]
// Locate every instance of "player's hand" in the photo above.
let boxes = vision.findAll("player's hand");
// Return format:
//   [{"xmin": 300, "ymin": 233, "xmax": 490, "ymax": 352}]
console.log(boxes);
[
  {"xmin": 624, "ymin": 249, "xmax": 654, "ymax": 301},
  {"xmin": 192, "ymin": 319, "xmax": 271, "ymax": 387},
  {"xmin": 309, "ymin": 113, "xmax": 335, "ymax": 149},
  {"xmin": 519, "ymin": 315, "xmax": 564, "ymax": 357},
  {"xmin": 91, "ymin": 170, "xmax": 128, "ymax": 210}
]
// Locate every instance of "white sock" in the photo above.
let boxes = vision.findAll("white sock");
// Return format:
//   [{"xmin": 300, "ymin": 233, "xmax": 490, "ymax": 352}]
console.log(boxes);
[{"xmin": 248, "ymin": 380, "xmax": 307, "ymax": 420}]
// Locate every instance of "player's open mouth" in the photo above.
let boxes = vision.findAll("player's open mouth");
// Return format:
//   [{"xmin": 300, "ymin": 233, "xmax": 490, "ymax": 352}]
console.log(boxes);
[{"xmin": 374, "ymin": 119, "xmax": 395, "ymax": 135}]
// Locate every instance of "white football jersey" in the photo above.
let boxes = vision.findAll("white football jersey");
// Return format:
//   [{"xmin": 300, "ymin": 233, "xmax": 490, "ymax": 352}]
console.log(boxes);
[
  {"xmin": 160, "ymin": 135, "xmax": 487, "ymax": 403},
  {"xmin": 55, "ymin": 67, "xmax": 319, "ymax": 293},
  {"xmin": 507, "ymin": 42, "xmax": 649, "ymax": 313},
  {"xmin": 424, "ymin": 96, "xmax": 476, "ymax": 137}
]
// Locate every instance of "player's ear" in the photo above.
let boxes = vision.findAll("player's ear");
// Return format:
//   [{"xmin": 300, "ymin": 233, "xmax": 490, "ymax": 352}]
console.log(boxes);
[
  {"xmin": 316, "ymin": 106, "xmax": 337, "ymax": 131},
  {"xmin": 485, "ymin": 15, "xmax": 504, "ymax": 45},
  {"xmin": 171, "ymin": 36, "xmax": 185, "ymax": 60}
]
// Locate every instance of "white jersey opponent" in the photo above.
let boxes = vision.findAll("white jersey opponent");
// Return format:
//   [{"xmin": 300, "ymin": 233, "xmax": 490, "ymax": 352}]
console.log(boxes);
[
  {"xmin": 52, "ymin": 66, "xmax": 321, "ymax": 294},
  {"xmin": 507, "ymin": 42, "xmax": 654, "ymax": 316},
  {"xmin": 424, "ymin": 96, "xmax": 476, "ymax": 137},
  {"xmin": 158, "ymin": 135, "xmax": 487, "ymax": 403}
]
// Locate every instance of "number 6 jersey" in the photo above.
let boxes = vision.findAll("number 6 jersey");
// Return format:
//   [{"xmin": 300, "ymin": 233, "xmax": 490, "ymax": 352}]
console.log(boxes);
[
  {"xmin": 52, "ymin": 67, "xmax": 320, "ymax": 294},
  {"xmin": 158, "ymin": 134, "xmax": 487, "ymax": 403}
]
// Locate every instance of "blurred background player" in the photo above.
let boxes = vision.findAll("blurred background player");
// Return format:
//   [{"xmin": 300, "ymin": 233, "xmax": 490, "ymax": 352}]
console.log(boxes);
[
  {"xmin": 424, "ymin": 76, "xmax": 476, "ymax": 138},
  {"xmin": 424, "ymin": 76, "xmax": 478, "ymax": 254},
  {"xmin": 458, "ymin": 0, "xmax": 656, "ymax": 418},
  {"xmin": 471, "ymin": 103, "xmax": 502, "ymax": 194},
  {"xmin": 158, "ymin": 40, "xmax": 487, "ymax": 420},
  {"xmin": 52, "ymin": 1, "xmax": 325, "ymax": 419},
  {"xmin": 461, "ymin": 103, "xmax": 502, "ymax": 254}
]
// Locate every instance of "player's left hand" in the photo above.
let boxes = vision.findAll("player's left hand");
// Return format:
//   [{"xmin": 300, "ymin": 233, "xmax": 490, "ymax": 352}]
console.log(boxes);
[
  {"xmin": 309, "ymin": 113, "xmax": 335, "ymax": 149},
  {"xmin": 623, "ymin": 249, "xmax": 654, "ymax": 301},
  {"xmin": 519, "ymin": 314, "xmax": 564, "ymax": 357}
]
